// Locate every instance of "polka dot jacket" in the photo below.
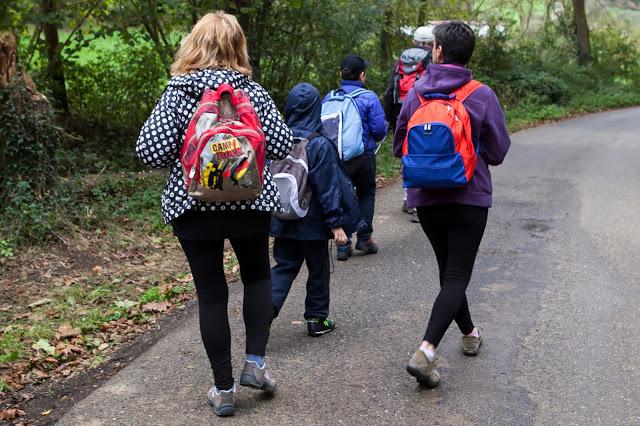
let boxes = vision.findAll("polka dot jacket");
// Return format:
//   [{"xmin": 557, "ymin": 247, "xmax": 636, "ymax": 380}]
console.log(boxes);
[{"xmin": 135, "ymin": 69, "xmax": 294, "ymax": 224}]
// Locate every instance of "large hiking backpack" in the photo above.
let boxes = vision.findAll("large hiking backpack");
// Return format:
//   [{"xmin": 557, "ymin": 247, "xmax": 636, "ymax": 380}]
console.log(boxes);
[
  {"xmin": 321, "ymin": 88, "xmax": 369, "ymax": 161},
  {"xmin": 402, "ymin": 80, "xmax": 482, "ymax": 189},
  {"xmin": 394, "ymin": 47, "xmax": 431, "ymax": 104},
  {"xmin": 180, "ymin": 83, "xmax": 266, "ymax": 202},
  {"xmin": 270, "ymin": 136, "xmax": 313, "ymax": 220}
]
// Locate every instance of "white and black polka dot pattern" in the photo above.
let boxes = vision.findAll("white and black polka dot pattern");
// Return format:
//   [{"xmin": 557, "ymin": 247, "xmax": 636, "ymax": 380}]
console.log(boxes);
[{"xmin": 135, "ymin": 69, "xmax": 293, "ymax": 224}]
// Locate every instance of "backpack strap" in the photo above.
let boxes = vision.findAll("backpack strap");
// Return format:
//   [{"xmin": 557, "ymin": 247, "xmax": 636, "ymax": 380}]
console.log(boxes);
[
  {"xmin": 347, "ymin": 88, "xmax": 371, "ymax": 98},
  {"xmin": 452, "ymin": 79, "xmax": 483, "ymax": 103}
]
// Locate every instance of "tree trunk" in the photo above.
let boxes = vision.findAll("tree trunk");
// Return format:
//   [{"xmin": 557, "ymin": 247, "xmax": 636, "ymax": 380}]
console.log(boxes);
[
  {"xmin": 573, "ymin": 0, "xmax": 591, "ymax": 65},
  {"xmin": 380, "ymin": 5, "xmax": 393, "ymax": 70},
  {"xmin": 0, "ymin": 32, "xmax": 17, "ymax": 88},
  {"xmin": 40, "ymin": 0, "xmax": 69, "ymax": 114}
]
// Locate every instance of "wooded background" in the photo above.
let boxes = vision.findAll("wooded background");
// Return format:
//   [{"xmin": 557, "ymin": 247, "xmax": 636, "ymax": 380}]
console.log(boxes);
[{"xmin": 1, "ymin": 0, "xmax": 640, "ymax": 249}]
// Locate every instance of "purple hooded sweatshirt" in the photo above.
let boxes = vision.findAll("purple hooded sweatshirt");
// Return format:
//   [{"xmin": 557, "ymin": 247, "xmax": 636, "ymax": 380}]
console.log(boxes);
[{"xmin": 393, "ymin": 63, "xmax": 511, "ymax": 208}]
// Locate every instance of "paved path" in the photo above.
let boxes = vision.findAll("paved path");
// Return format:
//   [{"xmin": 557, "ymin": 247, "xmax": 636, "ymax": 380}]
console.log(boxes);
[{"xmin": 59, "ymin": 108, "xmax": 640, "ymax": 425}]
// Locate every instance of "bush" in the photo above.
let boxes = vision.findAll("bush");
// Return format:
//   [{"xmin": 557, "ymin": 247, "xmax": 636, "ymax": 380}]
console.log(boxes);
[
  {"xmin": 66, "ymin": 42, "xmax": 167, "ymax": 133},
  {"xmin": 0, "ymin": 78, "xmax": 64, "ymax": 203}
]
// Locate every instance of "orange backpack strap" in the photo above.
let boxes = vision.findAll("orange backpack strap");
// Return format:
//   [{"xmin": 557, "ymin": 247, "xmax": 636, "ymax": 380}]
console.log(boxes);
[{"xmin": 452, "ymin": 79, "xmax": 483, "ymax": 103}]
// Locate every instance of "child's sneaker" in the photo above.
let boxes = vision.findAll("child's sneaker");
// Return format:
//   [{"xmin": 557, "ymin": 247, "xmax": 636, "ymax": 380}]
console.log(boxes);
[
  {"xmin": 406, "ymin": 349, "xmax": 440, "ymax": 388},
  {"xmin": 306, "ymin": 317, "xmax": 336, "ymax": 336},
  {"xmin": 207, "ymin": 385, "xmax": 235, "ymax": 417},
  {"xmin": 461, "ymin": 326, "xmax": 482, "ymax": 356},
  {"xmin": 337, "ymin": 245, "xmax": 352, "ymax": 261},
  {"xmin": 355, "ymin": 237, "xmax": 378, "ymax": 254},
  {"xmin": 239, "ymin": 361, "xmax": 276, "ymax": 393}
]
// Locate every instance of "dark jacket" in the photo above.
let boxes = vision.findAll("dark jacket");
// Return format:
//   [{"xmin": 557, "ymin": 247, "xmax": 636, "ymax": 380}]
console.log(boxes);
[
  {"xmin": 393, "ymin": 63, "xmax": 511, "ymax": 208},
  {"xmin": 271, "ymin": 83, "xmax": 364, "ymax": 241},
  {"xmin": 322, "ymin": 80, "xmax": 387, "ymax": 152}
]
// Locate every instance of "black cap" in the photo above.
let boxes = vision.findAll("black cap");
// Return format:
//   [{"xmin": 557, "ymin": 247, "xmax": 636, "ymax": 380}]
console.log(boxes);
[{"xmin": 340, "ymin": 54, "xmax": 369, "ymax": 75}]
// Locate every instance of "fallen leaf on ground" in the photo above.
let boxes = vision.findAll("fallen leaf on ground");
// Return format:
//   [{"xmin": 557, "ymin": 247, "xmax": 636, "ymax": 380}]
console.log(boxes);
[
  {"xmin": 98, "ymin": 343, "xmax": 110, "ymax": 351},
  {"xmin": 142, "ymin": 301, "xmax": 171, "ymax": 313},
  {"xmin": 27, "ymin": 298, "xmax": 52, "ymax": 308},
  {"xmin": 32, "ymin": 339, "xmax": 55, "ymax": 355},
  {"xmin": 0, "ymin": 409, "xmax": 25, "ymax": 420},
  {"xmin": 41, "ymin": 409, "xmax": 52, "ymax": 416},
  {"xmin": 63, "ymin": 276, "xmax": 76, "ymax": 286},
  {"xmin": 114, "ymin": 299, "xmax": 137, "ymax": 309},
  {"xmin": 177, "ymin": 274, "xmax": 193, "ymax": 283},
  {"xmin": 57, "ymin": 324, "xmax": 82, "ymax": 340},
  {"xmin": 91, "ymin": 265, "xmax": 103, "ymax": 274}
]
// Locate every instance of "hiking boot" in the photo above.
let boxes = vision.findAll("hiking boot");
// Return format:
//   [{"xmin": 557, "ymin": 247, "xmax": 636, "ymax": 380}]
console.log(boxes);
[
  {"xmin": 337, "ymin": 245, "xmax": 352, "ymax": 261},
  {"xmin": 306, "ymin": 317, "xmax": 336, "ymax": 337},
  {"xmin": 406, "ymin": 349, "xmax": 440, "ymax": 388},
  {"xmin": 355, "ymin": 237, "xmax": 378, "ymax": 254},
  {"xmin": 409, "ymin": 208, "xmax": 420, "ymax": 223},
  {"xmin": 239, "ymin": 361, "xmax": 276, "ymax": 393},
  {"xmin": 402, "ymin": 200, "xmax": 411, "ymax": 213},
  {"xmin": 461, "ymin": 326, "xmax": 482, "ymax": 356},
  {"xmin": 207, "ymin": 385, "xmax": 235, "ymax": 417}
]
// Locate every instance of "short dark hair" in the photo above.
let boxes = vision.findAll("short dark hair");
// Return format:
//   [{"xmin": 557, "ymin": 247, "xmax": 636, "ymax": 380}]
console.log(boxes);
[
  {"xmin": 340, "ymin": 54, "xmax": 368, "ymax": 80},
  {"xmin": 433, "ymin": 21, "xmax": 475, "ymax": 65}
]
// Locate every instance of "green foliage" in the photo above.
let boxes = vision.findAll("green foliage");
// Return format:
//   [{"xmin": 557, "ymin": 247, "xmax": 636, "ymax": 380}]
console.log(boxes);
[
  {"xmin": 0, "ymin": 79, "xmax": 64, "ymax": 203},
  {"xmin": 66, "ymin": 41, "xmax": 167, "ymax": 135}
]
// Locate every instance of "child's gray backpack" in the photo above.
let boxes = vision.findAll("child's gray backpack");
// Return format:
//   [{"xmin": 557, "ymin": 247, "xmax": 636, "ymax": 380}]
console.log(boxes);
[{"xmin": 270, "ymin": 136, "xmax": 313, "ymax": 220}]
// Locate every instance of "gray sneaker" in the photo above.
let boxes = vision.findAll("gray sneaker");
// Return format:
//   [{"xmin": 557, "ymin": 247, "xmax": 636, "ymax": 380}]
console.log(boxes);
[
  {"xmin": 239, "ymin": 361, "xmax": 276, "ymax": 393},
  {"xmin": 406, "ymin": 349, "xmax": 440, "ymax": 388},
  {"xmin": 462, "ymin": 326, "xmax": 482, "ymax": 356},
  {"xmin": 207, "ymin": 385, "xmax": 235, "ymax": 417}
]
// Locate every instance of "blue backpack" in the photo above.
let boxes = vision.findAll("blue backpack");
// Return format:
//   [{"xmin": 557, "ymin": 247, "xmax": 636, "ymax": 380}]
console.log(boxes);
[{"xmin": 321, "ymin": 89, "xmax": 369, "ymax": 161}]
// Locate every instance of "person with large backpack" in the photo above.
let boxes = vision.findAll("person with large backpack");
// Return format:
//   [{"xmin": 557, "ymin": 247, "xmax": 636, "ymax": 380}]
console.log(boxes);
[
  {"xmin": 135, "ymin": 12, "xmax": 293, "ymax": 417},
  {"xmin": 384, "ymin": 26, "xmax": 435, "ymax": 224},
  {"xmin": 270, "ymin": 83, "xmax": 364, "ymax": 337},
  {"xmin": 322, "ymin": 55, "xmax": 387, "ymax": 261},
  {"xmin": 393, "ymin": 21, "xmax": 511, "ymax": 388}
]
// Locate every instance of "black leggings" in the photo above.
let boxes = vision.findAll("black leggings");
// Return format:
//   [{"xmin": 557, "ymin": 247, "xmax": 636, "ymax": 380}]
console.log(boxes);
[
  {"xmin": 417, "ymin": 204, "xmax": 488, "ymax": 347},
  {"xmin": 178, "ymin": 234, "xmax": 272, "ymax": 391}
]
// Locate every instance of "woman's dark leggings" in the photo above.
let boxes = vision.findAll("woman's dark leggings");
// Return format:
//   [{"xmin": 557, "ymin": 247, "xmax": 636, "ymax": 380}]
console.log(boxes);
[
  {"xmin": 417, "ymin": 204, "xmax": 488, "ymax": 347},
  {"xmin": 178, "ymin": 234, "xmax": 272, "ymax": 391}
]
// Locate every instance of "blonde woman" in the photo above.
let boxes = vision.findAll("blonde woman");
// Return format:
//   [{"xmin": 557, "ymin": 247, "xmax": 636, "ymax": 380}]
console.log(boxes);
[{"xmin": 136, "ymin": 12, "xmax": 293, "ymax": 417}]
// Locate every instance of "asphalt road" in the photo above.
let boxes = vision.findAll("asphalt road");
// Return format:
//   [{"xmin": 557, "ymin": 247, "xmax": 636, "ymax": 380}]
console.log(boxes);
[{"xmin": 58, "ymin": 107, "xmax": 640, "ymax": 425}]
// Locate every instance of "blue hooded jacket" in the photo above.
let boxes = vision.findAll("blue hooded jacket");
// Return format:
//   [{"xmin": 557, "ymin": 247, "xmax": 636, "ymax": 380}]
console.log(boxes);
[
  {"xmin": 271, "ymin": 83, "xmax": 364, "ymax": 240},
  {"xmin": 323, "ymin": 80, "xmax": 388, "ymax": 152}
]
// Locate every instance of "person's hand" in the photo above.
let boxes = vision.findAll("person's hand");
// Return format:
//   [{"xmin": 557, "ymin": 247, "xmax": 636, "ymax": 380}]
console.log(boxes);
[{"xmin": 332, "ymin": 227, "xmax": 348, "ymax": 245}]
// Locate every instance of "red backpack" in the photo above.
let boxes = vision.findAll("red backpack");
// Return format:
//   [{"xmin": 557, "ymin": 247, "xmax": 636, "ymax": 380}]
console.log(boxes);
[
  {"xmin": 180, "ymin": 84, "xmax": 265, "ymax": 202},
  {"xmin": 402, "ymin": 80, "xmax": 482, "ymax": 188},
  {"xmin": 394, "ymin": 48, "xmax": 431, "ymax": 103}
]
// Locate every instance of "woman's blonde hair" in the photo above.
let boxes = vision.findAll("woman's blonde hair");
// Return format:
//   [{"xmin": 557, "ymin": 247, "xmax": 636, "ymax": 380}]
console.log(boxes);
[{"xmin": 171, "ymin": 11, "xmax": 252, "ymax": 77}]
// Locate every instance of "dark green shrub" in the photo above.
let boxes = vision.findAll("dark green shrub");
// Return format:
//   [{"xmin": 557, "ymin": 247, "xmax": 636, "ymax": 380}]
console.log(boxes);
[{"xmin": 0, "ymin": 77, "xmax": 64, "ymax": 207}]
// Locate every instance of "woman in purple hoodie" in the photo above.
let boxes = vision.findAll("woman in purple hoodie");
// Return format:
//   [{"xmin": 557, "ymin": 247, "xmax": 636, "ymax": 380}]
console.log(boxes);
[{"xmin": 393, "ymin": 21, "xmax": 511, "ymax": 388}]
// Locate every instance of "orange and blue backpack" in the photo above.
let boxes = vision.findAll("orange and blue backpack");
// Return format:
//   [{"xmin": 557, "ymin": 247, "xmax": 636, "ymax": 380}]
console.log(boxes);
[{"xmin": 402, "ymin": 79, "xmax": 482, "ymax": 189}]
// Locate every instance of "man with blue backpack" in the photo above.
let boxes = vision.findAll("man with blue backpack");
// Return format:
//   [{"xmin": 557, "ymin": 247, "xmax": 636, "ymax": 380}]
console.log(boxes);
[
  {"xmin": 322, "ymin": 55, "xmax": 387, "ymax": 261},
  {"xmin": 270, "ymin": 83, "xmax": 364, "ymax": 336}
]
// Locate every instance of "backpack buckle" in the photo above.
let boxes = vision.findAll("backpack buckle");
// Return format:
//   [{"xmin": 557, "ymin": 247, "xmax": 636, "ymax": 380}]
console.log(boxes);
[{"xmin": 424, "ymin": 123, "xmax": 432, "ymax": 134}]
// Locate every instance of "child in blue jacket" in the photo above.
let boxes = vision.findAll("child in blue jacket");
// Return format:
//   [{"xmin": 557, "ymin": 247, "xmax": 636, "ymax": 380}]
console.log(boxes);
[{"xmin": 271, "ymin": 83, "xmax": 363, "ymax": 336}]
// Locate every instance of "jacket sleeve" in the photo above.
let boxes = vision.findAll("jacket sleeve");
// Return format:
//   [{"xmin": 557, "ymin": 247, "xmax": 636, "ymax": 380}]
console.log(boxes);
[
  {"xmin": 393, "ymin": 88, "xmax": 420, "ymax": 158},
  {"xmin": 366, "ymin": 93, "xmax": 388, "ymax": 142},
  {"xmin": 383, "ymin": 71, "xmax": 396, "ymax": 123},
  {"xmin": 136, "ymin": 86, "xmax": 188, "ymax": 169},
  {"xmin": 479, "ymin": 88, "xmax": 511, "ymax": 166},
  {"xmin": 256, "ymin": 88, "xmax": 294, "ymax": 160},
  {"xmin": 309, "ymin": 139, "xmax": 345, "ymax": 230}
]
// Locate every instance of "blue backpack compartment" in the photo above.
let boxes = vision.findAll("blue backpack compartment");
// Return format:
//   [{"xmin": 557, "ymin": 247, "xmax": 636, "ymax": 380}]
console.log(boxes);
[
  {"xmin": 402, "ymin": 122, "xmax": 468, "ymax": 188},
  {"xmin": 321, "ymin": 89, "xmax": 367, "ymax": 161}
]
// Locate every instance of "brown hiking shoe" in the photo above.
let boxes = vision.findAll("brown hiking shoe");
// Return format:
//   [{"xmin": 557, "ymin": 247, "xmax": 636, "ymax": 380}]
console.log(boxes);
[
  {"xmin": 239, "ymin": 361, "xmax": 276, "ymax": 393},
  {"xmin": 207, "ymin": 385, "xmax": 235, "ymax": 417},
  {"xmin": 406, "ymin": 349, "xmax": 440, "ymax": 388},
  {"xmin": 461, "ymin": 326, "xmax": 483, "ymax": 356}
]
